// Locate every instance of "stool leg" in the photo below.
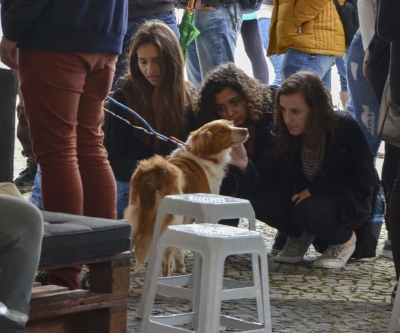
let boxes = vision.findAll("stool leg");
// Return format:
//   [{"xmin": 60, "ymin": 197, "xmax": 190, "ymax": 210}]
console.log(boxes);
[
  {"xmin": 389, "ymin": 280, "xmax": 400, "ymax": 333},
  {"xmin": 251, "ymin": 252, "xmax": 264, "ymax": 322},
  {"xmin": 139, "ymin": 244, "xmax": 167, "ymax": 333},
  {"xmin": 195, "ymin": 250, "xmax": 225, "ymax": 332},
  {"xmin": 259, "ymin": 249, "xmax": 272, "ymax": 333}
]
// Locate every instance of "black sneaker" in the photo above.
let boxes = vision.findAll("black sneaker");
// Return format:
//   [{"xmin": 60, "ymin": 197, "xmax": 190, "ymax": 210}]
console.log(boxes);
[
  {"xmin": 271, "ymin": 234, "xmax": 288, "ymax": 255},
  {"xmin": 35, "ymin": 271, "xmax": 49, "ymax": 286},
  {"xmin": 13, "ymin": 166, "xmax": 37, "ymax": 188},
  {"xmin": 81, "ymin": 272, "xmax": 90, "ymax": 290}
]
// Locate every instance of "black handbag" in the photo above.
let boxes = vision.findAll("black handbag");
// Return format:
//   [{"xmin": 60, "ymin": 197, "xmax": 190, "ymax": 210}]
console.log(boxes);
[{"xmin": 377, "ymin": 77, "xmax": 400, "ymax": 148}]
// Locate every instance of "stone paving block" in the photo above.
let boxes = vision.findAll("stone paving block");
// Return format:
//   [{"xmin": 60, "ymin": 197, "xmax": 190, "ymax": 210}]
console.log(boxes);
[{"xmin": 126, "ymin": 221, "xmax": 394, "ymax": 332}]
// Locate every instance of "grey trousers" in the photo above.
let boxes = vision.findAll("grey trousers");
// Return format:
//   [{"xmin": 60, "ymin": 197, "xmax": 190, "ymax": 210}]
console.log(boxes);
[{"xmin": 0, "ymin": 194, "xmax": 43, "ymax": 333}]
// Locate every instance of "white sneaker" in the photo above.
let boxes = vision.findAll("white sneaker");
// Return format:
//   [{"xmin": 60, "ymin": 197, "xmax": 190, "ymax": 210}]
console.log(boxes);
[
  {"xmin": 275, "ymin": 232, "xmax": 315, "ymax": 264},
  {"xmin": 314, "ymin": 241, "xmax": 356, "ymax": 269}
]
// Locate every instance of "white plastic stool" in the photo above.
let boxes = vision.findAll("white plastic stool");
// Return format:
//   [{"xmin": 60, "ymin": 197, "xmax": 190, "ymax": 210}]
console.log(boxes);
[
  {"xmin": 389, "ymin": 282, "xmax": 400, "ymax": 332},
  {"xmin": 137, "ymin": 193, "xmax": 258, "ymax": 319},
  {"xmin": 139, "ymin": 224, "xmax": 272, "ymax": 333}
]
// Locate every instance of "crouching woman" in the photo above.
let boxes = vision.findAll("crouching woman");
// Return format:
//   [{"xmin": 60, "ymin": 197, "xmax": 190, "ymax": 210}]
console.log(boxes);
[{"xmin": 269, "ymin": 71, "xmax": 377, "ymax": 268}]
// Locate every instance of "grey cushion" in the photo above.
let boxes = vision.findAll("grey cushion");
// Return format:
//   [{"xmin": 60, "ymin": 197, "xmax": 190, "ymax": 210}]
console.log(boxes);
[{"xmin": 39, "ymin": 211, "xmax": 131, "ymax": 266}]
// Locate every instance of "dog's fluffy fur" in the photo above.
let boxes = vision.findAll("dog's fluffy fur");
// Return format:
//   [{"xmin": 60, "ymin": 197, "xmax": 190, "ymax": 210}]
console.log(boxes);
[{"xmin": 124, "ymin": 119, "xmax": 249, "ymax": 276}]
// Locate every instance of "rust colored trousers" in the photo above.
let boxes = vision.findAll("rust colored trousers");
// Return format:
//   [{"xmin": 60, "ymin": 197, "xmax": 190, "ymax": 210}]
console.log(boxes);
[{"xmin": 19, "ymin": 50, "xmax": 118, "ymax": 289}]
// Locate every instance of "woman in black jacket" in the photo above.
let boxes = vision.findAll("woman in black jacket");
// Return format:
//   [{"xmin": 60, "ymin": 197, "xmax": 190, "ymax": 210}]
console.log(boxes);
[
  {"xmin": 104, "ymin": 20, "xmax": 196, "ymax": 218},
  {"xmin": 270, "ymin": 71, "xmax": 377, "ymax": 269}
]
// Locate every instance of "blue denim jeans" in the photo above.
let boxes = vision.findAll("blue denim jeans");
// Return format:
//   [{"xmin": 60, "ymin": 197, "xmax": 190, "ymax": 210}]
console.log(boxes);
[
  {"xmin": 258, "ymin": 17, "xmax": 284, "ymax": 85},
  {"xmin": 335, "ymin": 56, "xmax": 348, "ymax": 92},
  {"xmin": 281, "ymin": 48, "xmax": 336, "ymax": 91},
  {"xmin": 345, "ymin": 29, "xmax": 380, "ymax": 157},
  {"xmin": 113, "ymin": 11, "xmax": 180, "ymax": 89},
  {"xmin": 188, "ymin": 4, "xmax": 243, "ymax": 84},
  {"xmin": 0, "ymin": 194, "xmax": 43, "ymax": 333},
  {"xmin": 29, "ymin": 164, "xmax": 43, "ymax": 210},
  {"xmin": 116, "ymin": 180, "xmax": 130, "ymax": 219}
]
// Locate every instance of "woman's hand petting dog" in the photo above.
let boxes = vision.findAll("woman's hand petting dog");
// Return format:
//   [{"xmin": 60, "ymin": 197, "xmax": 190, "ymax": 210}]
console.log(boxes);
[
  {"xmin": 292, "ymin": 188, "xmax": 311, "ymax": 205},
  {"xmin": 230, "ymin": 144, "xmax": 248, "ymax": 174}
]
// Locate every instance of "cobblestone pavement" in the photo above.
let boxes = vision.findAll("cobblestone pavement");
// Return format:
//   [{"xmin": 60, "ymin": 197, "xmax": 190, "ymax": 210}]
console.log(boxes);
[{"xmin": 127, "ymin": 220, "xmax": 395, "ymax": 333}]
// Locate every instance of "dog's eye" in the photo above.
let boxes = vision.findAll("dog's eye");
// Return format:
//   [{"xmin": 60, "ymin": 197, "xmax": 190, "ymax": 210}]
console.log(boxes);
[{"xmin": 220, "ymin": 128, "xmax": 226, "ymax": 133}]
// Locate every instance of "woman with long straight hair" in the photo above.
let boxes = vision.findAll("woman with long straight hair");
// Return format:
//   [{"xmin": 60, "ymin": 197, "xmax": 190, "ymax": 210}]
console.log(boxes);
[{"xmin": 104, "ymin": 20, "xmax": 196, "ymax": 218}]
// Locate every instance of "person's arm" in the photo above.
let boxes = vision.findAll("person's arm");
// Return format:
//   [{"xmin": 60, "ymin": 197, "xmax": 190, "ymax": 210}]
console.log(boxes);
[
  {"xmin": 0, "ymin": 0, "xmax": 50, "ymax": 69},
  {"xmin": 358, "ymin": 0, "xmax": 376, "ymax": 50},
  {"xmin": 103, "ymin": 89, "xmax": 151, "ymax": 182},
  {"xmin": 2, "ymin": 0, "xmax": 50, "ymax": 43},
  {"xmin": 376, "ymin": 0, "xmax": 400, "ymax": 42}
]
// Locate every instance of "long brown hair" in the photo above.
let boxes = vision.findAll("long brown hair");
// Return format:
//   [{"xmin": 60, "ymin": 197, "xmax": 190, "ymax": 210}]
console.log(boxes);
[
  {"xmin": 275, "ymin": 71, "xmax": 334, "ymax": 174},
  {"xmin": 119, "ymin": 20, "xmax": 191, "ymax": 154}
]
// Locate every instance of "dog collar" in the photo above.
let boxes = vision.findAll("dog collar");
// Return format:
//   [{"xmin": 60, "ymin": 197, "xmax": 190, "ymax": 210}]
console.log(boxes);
[{"xmin": 169, "ymin": 136, "xmax": 219, "ymax": 164}]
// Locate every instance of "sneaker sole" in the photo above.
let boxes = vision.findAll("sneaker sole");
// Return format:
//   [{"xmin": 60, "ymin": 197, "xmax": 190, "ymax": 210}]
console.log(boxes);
[
  {"xmin": 270, "ymin": 248, "xmax": 282, "ymax": 255},
  {"xmin": 275, "ymin": 256, "xmax": 303, "ymax": 264},
  {"xmin": 314, "ymin": 261, "xmax": 346, "ymax": 269},
  {"xmin": 382, "ymin": 249, "xmax": 393, "ymax": 259}
]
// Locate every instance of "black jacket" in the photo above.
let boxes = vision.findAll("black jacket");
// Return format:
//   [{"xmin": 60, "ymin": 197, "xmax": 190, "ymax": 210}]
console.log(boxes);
[{"xmin": 104, "ymin": 88, "xmax": 196, "ymax": 182}]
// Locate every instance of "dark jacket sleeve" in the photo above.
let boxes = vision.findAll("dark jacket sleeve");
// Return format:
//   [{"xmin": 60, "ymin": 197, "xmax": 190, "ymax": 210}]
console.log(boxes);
[
  {"xmin": 377, "ymin": 0, "xmax": 400, "ymax": 42},
  {"xmin": 2, "ymin": 0, "xmax": 49, "ymax": 42},
  {"xmin": 103, "ymin": 89, "xmax": 150, "ymax": 182},
  {"xmin": 309, "ymin": 113, "xmax": 376, "ymax": 199}
]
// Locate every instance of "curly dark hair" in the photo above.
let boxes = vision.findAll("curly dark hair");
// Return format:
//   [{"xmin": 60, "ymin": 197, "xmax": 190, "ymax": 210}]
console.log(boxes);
[
  {"xmin": 195, "ymin": 62, "xmax": 275, "ymax": 127},
  {"xmin": 275, "ymin": 71, "xmax": 334, "ymax": 174}
]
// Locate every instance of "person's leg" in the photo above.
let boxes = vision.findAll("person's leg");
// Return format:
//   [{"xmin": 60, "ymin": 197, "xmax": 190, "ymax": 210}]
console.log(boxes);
[
  {"xmin": 345, "ymin": 29, "xmax": 381, "ymax": 157},
  {"xmin": 335, "ymin": 56, "xmax": 349, "ymax": 108},
  {"xmin": 19, "ymin": 50, "xmax": 88, "ymax": 215},
  {"xmin": 382, "ymin": 144, "xmax": 400, "ymax": 241},
  {"xmin": 116, "ymin": 180, "xmax": 130, "ymax": 219},
  {"xmin": 257, "ymin": 17, "xmax": 284, "ymax": 85},
  {"xmin": 276, "ymin": 193, "xmax": 356, "ymax": 266},
  {"xmin": 280, "ymin": 48, "xmax": 336, "ymax": 90},
  {"xmin": 186, "ymin": 41, "xmax": 202, "ymax": 89},
  {"xmin": 0, "ymin": 194, "xmax": 43, "ymax": 333},
  {"xmin": 76, "ymin": 53, "xmax": 118, "ymax": 219},
  {"xmin": 0, "ymin": 68, "xmax": 17, "ymax": 183},
  {"xmin": 390, "ymin": 163, "xmax": 400, "ymax": 280},
  {"xmin": 29, "ymin": 164, "xmax": 43, "ymax": 210},
  {"xmin": 240, "ymin": 18, "xmax": 269, "ymax": 84},
  {"xmin": 194, "ymin": 4, "xmax": 243, "ymax": 79},
  {"xmin": 113, "ymin": 11, "xmax": 180, "ymax": 89}
]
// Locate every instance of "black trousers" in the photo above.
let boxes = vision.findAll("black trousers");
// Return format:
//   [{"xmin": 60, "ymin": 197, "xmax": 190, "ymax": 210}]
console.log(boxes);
[{"xmin": 252, "ymin": 189, "xmax": 353, "ymax": 246}]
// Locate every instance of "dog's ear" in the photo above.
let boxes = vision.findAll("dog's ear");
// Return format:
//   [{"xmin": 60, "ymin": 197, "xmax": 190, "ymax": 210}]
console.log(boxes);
[{"xmin": 190, "ymin": 128, "xmax": 216, "ymax": 155}]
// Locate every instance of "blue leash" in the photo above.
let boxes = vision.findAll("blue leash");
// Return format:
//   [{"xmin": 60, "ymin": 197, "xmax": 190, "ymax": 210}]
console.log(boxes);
[{"xmin": 106, "ymin": 96, "xmax": 181, "ymax": 147}]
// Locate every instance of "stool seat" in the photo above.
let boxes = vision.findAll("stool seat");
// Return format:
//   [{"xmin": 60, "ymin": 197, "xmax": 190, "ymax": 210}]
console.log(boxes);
[
  {"xmin": 140, "ymin": 224, "xmax": 272, "ymax": 333},
  {"xmin": 136, "ymin": 193, "xmax": 257, "ymax": 319}
]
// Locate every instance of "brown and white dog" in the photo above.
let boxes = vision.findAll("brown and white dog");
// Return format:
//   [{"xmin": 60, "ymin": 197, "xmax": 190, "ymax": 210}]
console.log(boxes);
[{"xmin": 124, "ymin": 119, "xmax": 249, "ymax": 276}]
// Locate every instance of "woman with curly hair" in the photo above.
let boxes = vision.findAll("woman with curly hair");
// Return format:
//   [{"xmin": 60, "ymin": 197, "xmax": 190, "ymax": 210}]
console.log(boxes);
[
  {"xmin": 195, "ymin": 62, "xmax": 279, "ymax": 228},
  {"xmin": 104, "ymin": 20, "xmax": 196, "ymax": 218},
  {"xmin": 272, "ymin": 71, "xmax": 377, "ymax": 269}
]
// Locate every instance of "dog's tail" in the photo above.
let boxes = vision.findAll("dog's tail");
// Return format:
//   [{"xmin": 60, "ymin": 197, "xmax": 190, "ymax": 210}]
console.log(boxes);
[{"xmin": 124, "ymin": 155, "xmax": 184, "ymax": 272}]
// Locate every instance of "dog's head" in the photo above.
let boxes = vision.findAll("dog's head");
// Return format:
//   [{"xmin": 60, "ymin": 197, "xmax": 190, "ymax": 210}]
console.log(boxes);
[{"xmin": 187, "ymin": 119, "xmax": 249, "ymax": 156}]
